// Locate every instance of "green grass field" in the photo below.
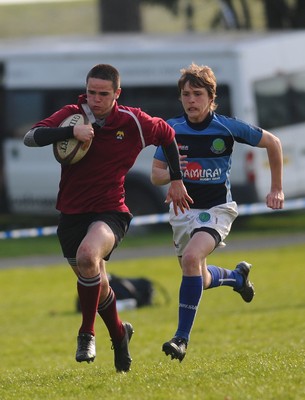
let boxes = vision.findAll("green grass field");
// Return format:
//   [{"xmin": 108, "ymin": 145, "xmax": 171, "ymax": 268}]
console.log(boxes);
[{"xmin": 1, "ymin": 242, "xmax": 305, "ymax": 399}]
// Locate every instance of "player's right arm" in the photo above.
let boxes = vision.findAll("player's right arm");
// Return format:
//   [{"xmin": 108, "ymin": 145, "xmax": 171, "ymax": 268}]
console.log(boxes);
[
  {"xmin": 23, "ymin": 126, "xmax": 75, "ymax": 147},
  {"xmin": 24, "ymin": 105, "xmax": 94, "ymax": 147},
  {"xmin": 256, "ymin": 129, "xmax": 284, "ymax": 210},
  {"xmin": 24, "ymin": 124, "xmax": 94, "ymax": 147},
  {"xmin": 151, "ymin": 149, "xmax": 192, "ymax": 215},
  {"xmin": 151, "ymin": 155, "xmax": 188, "ymax": 185},
  {"xmin": 151, "ymin": 158, "xmax": 170, "ymax": 185}
]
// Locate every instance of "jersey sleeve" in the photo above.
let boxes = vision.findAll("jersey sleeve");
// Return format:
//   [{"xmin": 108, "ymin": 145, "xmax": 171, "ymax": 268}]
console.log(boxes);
[
  {"xmin": 130, "ymin": 107, "xmax": 175, "ymax": 147},
  {"xmin": 24, "ymin": 105, "xmax": 80, "ymax": 147},
  {"xmin": 32, "ymin": 105, "xmax": 80, "ymax": 128},
  {"xmin": 227, "ymin": 116, "xmax": 263, "ymax": 146}
]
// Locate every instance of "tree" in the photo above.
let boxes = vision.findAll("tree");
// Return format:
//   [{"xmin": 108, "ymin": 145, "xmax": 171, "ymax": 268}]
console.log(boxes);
[
  {"xmin": 98, "ymin": 0, "xmax": 142, "ymax": 32},
  {"xmin": 262, "ymin": 0, "xmax": 291, "ymax": 29},
  {"xmin": 210, "ymin": 0, "xmax": 251, "ymax": 30},
  {"xmin": 143, "ymin": 0, "xmax": 179, "ymax": 14},
  {"xmin": 292, "ymin": 0, "xmax": 305, "ymax": 28},
  {"xmin": 262, "ymin": 0, "xmax": 305, "ymax": 29},
  {"xmin": 98, "ymin": 0, "xmax": 179, "ymax": 33}
]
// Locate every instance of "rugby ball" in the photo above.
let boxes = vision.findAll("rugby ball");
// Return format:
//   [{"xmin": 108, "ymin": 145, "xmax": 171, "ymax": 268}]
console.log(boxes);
[{"xmin": 53, "ymin": 114, "xmax": 92, "ymax": 165}]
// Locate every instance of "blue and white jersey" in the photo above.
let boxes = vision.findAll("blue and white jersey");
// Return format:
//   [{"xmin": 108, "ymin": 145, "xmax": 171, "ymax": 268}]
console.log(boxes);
[{"xmin": 154, "ymin": 112, "xmax": 263, "ymax": 209}]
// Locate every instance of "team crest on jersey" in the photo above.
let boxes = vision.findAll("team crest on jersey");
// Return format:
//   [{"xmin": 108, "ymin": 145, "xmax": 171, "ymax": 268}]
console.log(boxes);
[
  {"xmin": 211, "ymin": 138, "xmax": 226, "ymax": 154},
  {"xmin": 116, "ymin": 131, "xmax": 125, "ymax": 140},
  {"xmin": 197, "ymin": 212, "xmax": 211, "ymax": 223}
]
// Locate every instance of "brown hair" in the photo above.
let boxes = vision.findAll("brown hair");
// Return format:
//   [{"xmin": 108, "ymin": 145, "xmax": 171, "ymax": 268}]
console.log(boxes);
[
  {"xmin": 86, "ymin": 64, "xmax": 120, "ymax": 91},
  {"xmin": 178, "ymin": 63, "xmax": 218, "ymax": 111}
]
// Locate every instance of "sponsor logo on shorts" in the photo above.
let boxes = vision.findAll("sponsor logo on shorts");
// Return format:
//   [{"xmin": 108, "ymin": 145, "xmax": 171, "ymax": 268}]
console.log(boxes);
[{"xmin": 197, "ymin": 212, "xmax": 211, "ymax": 223}]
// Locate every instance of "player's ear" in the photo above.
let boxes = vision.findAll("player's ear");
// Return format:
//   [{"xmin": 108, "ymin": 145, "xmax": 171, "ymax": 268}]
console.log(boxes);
[{"xmin": 115, "ymin": 88, "xmax": 121, "ymax": 100}]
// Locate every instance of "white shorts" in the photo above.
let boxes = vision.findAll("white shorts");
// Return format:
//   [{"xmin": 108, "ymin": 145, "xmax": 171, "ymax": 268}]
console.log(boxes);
[{"xmin": 169, "ymin": 201, "xmax": 238, "ymax": 257}]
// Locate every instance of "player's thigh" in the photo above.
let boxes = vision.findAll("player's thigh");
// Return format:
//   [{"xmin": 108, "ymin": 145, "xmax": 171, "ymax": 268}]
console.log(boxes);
[
  {"xmin": 79, "ymin": 221, "xmax": 116, "ymax": 259},
  {"xmin": 184, "ymin": 230, "xmax": 215, "ymax": 262}
]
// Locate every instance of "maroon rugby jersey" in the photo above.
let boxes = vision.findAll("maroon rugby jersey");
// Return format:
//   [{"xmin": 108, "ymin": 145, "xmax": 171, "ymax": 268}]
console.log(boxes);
[{"xmin": 34, "ymin": 95, "xmax": 175, "ymax": 214}]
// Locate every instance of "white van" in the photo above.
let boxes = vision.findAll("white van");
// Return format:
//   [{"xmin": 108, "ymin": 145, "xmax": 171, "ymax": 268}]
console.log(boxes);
[{"xmin": 1, "ymin": 31, "xmax": 305, "ymax": 216}]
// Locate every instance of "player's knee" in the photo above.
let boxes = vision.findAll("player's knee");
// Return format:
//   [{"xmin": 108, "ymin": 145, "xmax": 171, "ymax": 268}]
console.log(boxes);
[
  {"xmin": 76, "ymin": 246, "xmax": 99, "ymax": 274},
  {"xmin": 181, "ymin": 251, "xmax": 201, "ymax": 275}
]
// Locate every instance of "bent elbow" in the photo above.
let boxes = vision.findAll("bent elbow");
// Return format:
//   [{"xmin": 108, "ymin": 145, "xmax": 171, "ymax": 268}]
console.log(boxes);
[
  {"xmin": 151, "ymin": 173, "xmax": 160, "ymax": 186},
  {"xmin": 151, "ymin": 172, "xmax": 165, "ymax": 186},
  {"xmin": 23, "ymin": 129, "xmax": 37, "ymax": 147}
]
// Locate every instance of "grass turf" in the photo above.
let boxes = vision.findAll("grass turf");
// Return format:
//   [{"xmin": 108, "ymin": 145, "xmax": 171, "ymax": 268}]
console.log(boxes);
[{"xmin": 0, "ymin": 243, "xmax": 305, "ymax": 399}]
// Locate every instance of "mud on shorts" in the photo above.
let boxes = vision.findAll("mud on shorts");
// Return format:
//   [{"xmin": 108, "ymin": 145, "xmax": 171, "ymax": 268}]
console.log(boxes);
[
  {"xmin": 169, "ymin": 201, "xmax": 238, "ymax": 257},
  {"xmin": 57, "ymin": 211, "xmax": 133, "ymax": 265}
]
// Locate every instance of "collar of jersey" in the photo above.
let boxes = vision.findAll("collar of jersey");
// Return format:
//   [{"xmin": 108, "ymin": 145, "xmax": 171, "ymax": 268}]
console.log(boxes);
[{"xmin": 185, "ymin": 111, "xmax": 213, "ymax": 131}]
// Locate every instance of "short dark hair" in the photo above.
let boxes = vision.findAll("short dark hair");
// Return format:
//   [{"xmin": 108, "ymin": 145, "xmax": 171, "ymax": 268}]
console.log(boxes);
[{"xmin": 86, "ymin": 64, "xmax": 120, "ymax": 91}]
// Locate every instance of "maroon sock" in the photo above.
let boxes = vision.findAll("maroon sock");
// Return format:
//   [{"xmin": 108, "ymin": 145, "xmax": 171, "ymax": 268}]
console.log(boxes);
[
  {"xmin": 77, "ymin": 274, "xmax": 101, "ymax": 336},
  {"xmin": 97, "ymin": 287, "xmax": 125, "ymax": 342}
]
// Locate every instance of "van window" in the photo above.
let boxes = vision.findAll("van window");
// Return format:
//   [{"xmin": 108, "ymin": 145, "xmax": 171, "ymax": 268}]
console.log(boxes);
[
  {"xmin": 5, "ymin": 89, "xmax": 81, "ymax": 138},
  {"xmin": 254, "ymin": 71, "xmax": 305, "ymax": 129},
  {"xmin": 121, "ymin": 84, "xmax": 232, "ymax": 119},
  {"xmin": 120, "ymin": 86, "xmax": 181, "ymax": 119},
  {"xmin": 215, "ymin": 84, "xmax": 232, "ymax": 116},
  {"xmin": 4, "ymin": 84, "xmax": 232, "ymax": 139}
]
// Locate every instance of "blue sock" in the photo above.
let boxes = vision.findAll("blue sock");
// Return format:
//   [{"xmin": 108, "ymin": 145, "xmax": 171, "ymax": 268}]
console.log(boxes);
[
  {"xmin": 207, "ymin": 265, "xmax": 243, "ymax": 289},
  {"xmin": 175, "ymin": 276, "xmax": 203, "ymax": 342}
]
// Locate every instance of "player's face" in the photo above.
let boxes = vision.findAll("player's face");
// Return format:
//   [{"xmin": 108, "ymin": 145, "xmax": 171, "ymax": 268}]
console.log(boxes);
[
  {"xmin": 180, "ymin": 81, "xmax": 212, "ymax": 123},
  {"xmin": 86, "ymin": 77, "xmax": 121, "ymax": 119}
]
